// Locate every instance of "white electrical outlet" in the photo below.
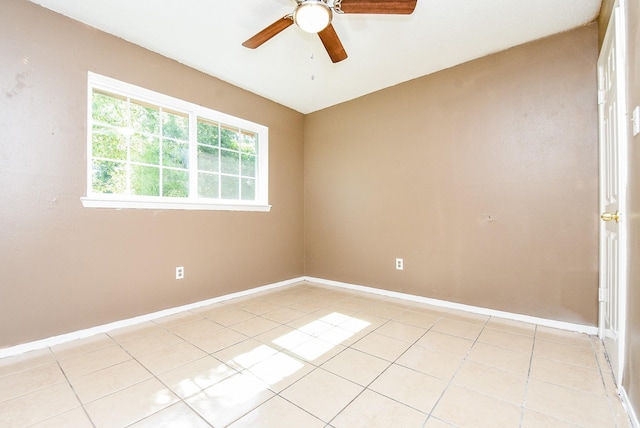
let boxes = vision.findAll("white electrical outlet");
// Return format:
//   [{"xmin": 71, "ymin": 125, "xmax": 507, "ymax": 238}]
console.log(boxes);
[
  {"xmin": 632, "ymin": 106, "xmax": 640, "ymax": 137},
  {"xmin": 176, "ymin": 266, "xmax": 184, "ymax": 280},
  {"xmin": 396, "ymin": 258, "xmax": 404, "ymax": 270}
]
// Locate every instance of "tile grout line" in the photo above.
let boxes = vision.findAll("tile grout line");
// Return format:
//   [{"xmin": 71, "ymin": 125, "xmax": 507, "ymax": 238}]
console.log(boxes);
[
  {"xmin": 324, "ymin": 309, "xmax": 454, "ymax": 426},
  {"xmin": 304, "ymin": 307, "xmax": 534, "ymax": 426},
  {"xmin": 114, "ymin": 326, "xmax": 214, "ymax": 428},
  {"xmin": 63, "ymin": 327, "xmax": 209, "ymax": 428},
  {"xmin": 50, "ymin": 352, "xmax": 97, "ymax": 428},
  {"xmin": 518, "ymin": 323, "xmax": 538, "ymax": 428},
  {"xmin": 419, "ymin": 314, "xmax": 491, "ymax": 426},
  {"xmin": 0, "ymin": 359, "xmax": 66, "ymax": 406},
  {"xmin": 591, "ymin": 336, "xmax": 632, "ymax": 428},
  {"xmin": 179, "ymin": 295, "xmax": 340, "ymax": 427},
  {"xmin": 239, "ymin": 303, "xmax": 433, "ymax": 426},
  {"xmin": 174, "ymin": 306, "xmax": 291, "ymax": 427},
  {"xmin": 218, "ymin": 294, "xmax": 355, "ymax": 427},
  {"xmin": 117, "ymin": 311, "xmax": 244, "ymax": 428},
  {"xmin": 522, "ymin": 328, "xmax": 615, "ymax": 427}
]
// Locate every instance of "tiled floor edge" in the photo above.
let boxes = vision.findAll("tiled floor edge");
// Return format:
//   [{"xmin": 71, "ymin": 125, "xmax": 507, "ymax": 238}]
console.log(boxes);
[
  {"xmin": 303, "ymin": 276, "xmax": 599, "ymax": 335},
  {"xmin": 620, "ymin": 387, "xmax": 640, "ymax": 428},
  {"xmin": 0, "ymin": 276, "xmax": 306, "ymax": 359}
]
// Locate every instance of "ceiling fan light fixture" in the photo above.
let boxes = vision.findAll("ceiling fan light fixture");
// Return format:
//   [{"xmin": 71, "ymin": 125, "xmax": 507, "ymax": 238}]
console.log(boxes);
[{"xmin": 294, "ymin": 1, "xmax": 332, "ymax": 33}]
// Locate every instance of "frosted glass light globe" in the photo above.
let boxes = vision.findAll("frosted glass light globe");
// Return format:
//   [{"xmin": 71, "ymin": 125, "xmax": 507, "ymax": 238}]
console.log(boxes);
[{"xmin": 294, "ymin": 1, "xmax": 332, "ymax": 33}]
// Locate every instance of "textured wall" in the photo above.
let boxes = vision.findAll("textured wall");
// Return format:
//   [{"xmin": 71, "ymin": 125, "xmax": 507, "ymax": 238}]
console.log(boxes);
[
  {"xmin": 0, "ymin": 0, "xmax": 305, "ymax": 348},
  {"xmin": 305, "ymin": 24, "xmax": 599, "ymax": 325}
]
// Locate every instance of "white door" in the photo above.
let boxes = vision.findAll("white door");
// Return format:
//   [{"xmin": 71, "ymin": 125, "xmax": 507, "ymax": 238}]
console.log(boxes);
[{"xmin": 598, "ymin": 0, "xmax": 628, "ymax": 387}]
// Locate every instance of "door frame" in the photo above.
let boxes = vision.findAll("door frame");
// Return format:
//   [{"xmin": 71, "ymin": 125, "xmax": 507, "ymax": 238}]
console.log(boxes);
[{"xmin": 598, "ymin": 0, "xmax": 628, "ymax": 388}]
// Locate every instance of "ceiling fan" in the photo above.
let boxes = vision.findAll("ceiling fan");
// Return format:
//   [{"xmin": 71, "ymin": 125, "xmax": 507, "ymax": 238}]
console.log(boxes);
[{"xmin": 242, "ymin": 0, "xmax": 418, "ymax": 63}]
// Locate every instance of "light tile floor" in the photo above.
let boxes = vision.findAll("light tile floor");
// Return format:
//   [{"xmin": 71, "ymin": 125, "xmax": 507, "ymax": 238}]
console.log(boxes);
[{"xmin": 0, "ymin": 281, "xmax": 632, "ymax": 427}]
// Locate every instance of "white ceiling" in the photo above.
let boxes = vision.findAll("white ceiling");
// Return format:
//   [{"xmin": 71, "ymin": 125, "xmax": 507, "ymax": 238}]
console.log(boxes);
[{"xmin": 29, "ymin": 0, "xmax": 601, "ymax": 114}]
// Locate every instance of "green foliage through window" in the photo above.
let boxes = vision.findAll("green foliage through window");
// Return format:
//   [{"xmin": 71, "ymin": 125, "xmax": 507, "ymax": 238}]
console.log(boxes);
[
  {"xmin": 87, "ymin": 74, "xmax": 267, "ymax": 208},
  {"xmin": 91, "ymin": 90, "xmax": 192, "ymax": 199},
  {"xmin": 195, "ymin": 119, "xmax": 258, "ymax": 201}
]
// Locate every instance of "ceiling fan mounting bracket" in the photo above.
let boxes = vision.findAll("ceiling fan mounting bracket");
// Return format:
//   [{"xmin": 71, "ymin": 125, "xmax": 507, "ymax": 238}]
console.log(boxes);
[{"xmin": 295, "ymin": 0, "xmax": 344, "ymax": 14}]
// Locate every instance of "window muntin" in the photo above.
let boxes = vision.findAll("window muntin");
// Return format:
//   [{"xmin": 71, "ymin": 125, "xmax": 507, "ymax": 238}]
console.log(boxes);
[
  {"xmin": 83, "ymin": 73, "xmax": 269, "ymax": 211},
  {"xmin": 195, "ymin": 121, "xmax": 258, "ymax": 201}
]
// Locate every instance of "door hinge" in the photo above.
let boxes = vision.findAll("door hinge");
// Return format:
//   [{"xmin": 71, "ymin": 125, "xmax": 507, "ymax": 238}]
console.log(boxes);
[
  {"xmin": 599, "ymin": 288, "xmax": 608, "ymax": 302},
  {"xmin": 598, "ymin": 90, "xmax": 606, "ymax": 105}
]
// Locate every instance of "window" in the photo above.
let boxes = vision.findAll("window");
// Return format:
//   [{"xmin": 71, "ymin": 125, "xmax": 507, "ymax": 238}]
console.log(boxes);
[{"xmin": 82, "ymin": 73, "xmax": 270, "ymax": 211}]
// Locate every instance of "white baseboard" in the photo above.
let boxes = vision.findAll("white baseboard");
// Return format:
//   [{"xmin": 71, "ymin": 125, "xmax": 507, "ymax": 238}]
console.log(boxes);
[
  {"xmin": 303, "ymin": 276, "xmax": 599, "ymax": 335},
  {"xmin": 620, "ymin": 387, "xmax": 640, "ymax": 428},
  {"xmin": 0, "ymin": 276, "xmax": 304, "ymax": 359},
  {"xmin": 0, "ymin": 274, "xmax": 600, "ymax": 359}
]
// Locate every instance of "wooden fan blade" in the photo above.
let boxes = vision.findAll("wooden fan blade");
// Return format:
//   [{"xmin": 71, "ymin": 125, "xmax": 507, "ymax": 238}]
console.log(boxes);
[
  {"xmin": 339, "ymin": 0, "xmax": 417, "ymax": 14},
  {"xmin": 242, "ymin": 16, "xmax": 294, "ymax": 49},
  {"xmin": 318, "ymin": 24, "xmax": 348, "ymax": 63}
]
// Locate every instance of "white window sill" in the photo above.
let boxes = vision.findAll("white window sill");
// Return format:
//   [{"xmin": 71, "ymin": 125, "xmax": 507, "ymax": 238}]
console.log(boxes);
[{"xmin": 81, "ymin": 197, "xmax": 272, "ymax": 212}]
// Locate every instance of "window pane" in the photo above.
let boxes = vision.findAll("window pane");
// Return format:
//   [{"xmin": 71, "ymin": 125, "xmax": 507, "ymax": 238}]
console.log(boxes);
[
  {"xmin": 198, "ymin": 172, "xmax": 219, "ymax": 199},
  {"xmin": 197, "ymin": 145, "xmax": 219, "ymax": 172},
  {"xmin": 131, "ymin": 165, "xmax": 160, "ymax": 196},
  {"xmin": 240, "ymin": 131, "xmax": 257, "ymax": 155},
  {"xmin": 221, "ymin": 175, "xmax": 239, "ymax": 199},
  {"xmin": 241, "ymin": 178, "xmax": 256, "ymax": 201},
  {"xmin": 87, "ymin": 74, "xmax": 267, "ymax": 209},
  {"xmin": 92, "ymin": 159, "xmax": 126, "ymax": 194},
  {"xmin": 92, "ymin": 91, "xmax": 127, "ymax": 127},
  {"xmin": 162, "ymin": 110, "xmax": 189, "ymax": 140},
  {"xmin": 220, "ymin": 126, "xmax": 239, "ymax": 150},
  {"xmin": 131, "ymin": 133, "xmax": 160, "ymax": 165},
  {"xmin": 92, "ymin": 125, "xmax": 126, "ymax": 160},
  {"xmin": 241, "ymin": 154, "xmax": 256, "ymax": 178},
  {"xmin": 162, "ymin": 169, "xmax": 189, "ymax": 197},
  {"xmin": 131, "ymin": 100, "xmax": 160, "ymax": 134},
  {"xmin": 221, "ymin": 149, "xmax": 239, "ymax": 175},
  {"xmin": 197, "ymin": 119, "xmax": 219, "ymax": 146},
  {"xmin": 162, "ymin": 139, "xmax": 189, "ymax": 168}
]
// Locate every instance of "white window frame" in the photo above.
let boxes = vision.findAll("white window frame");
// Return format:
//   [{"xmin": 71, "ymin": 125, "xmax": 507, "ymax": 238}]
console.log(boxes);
[{"xmin": 82, "ymin": 72, "xmax": 270, "ymax": 212}]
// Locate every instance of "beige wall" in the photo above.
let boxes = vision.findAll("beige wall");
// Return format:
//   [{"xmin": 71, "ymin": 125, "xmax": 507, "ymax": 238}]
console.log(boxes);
[
  {"xmin": 0, "ymin": 0, "xmax": 305, "ymax": 348},
  {"xmin": 305, "ymin": 24, "xmax": 599, "ymax": 325}
]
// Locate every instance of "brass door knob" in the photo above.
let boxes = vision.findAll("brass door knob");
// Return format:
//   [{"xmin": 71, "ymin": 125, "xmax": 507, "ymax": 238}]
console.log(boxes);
[{"xmin": 601, "ymin": 210, "xmax": 620, "ymax": 223}]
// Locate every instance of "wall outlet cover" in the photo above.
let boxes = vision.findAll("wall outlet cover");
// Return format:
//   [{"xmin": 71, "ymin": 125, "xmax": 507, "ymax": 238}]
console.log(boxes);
[{"xmin": 176, "ymin": 266, "xmax": 185, "ymax": 280}]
